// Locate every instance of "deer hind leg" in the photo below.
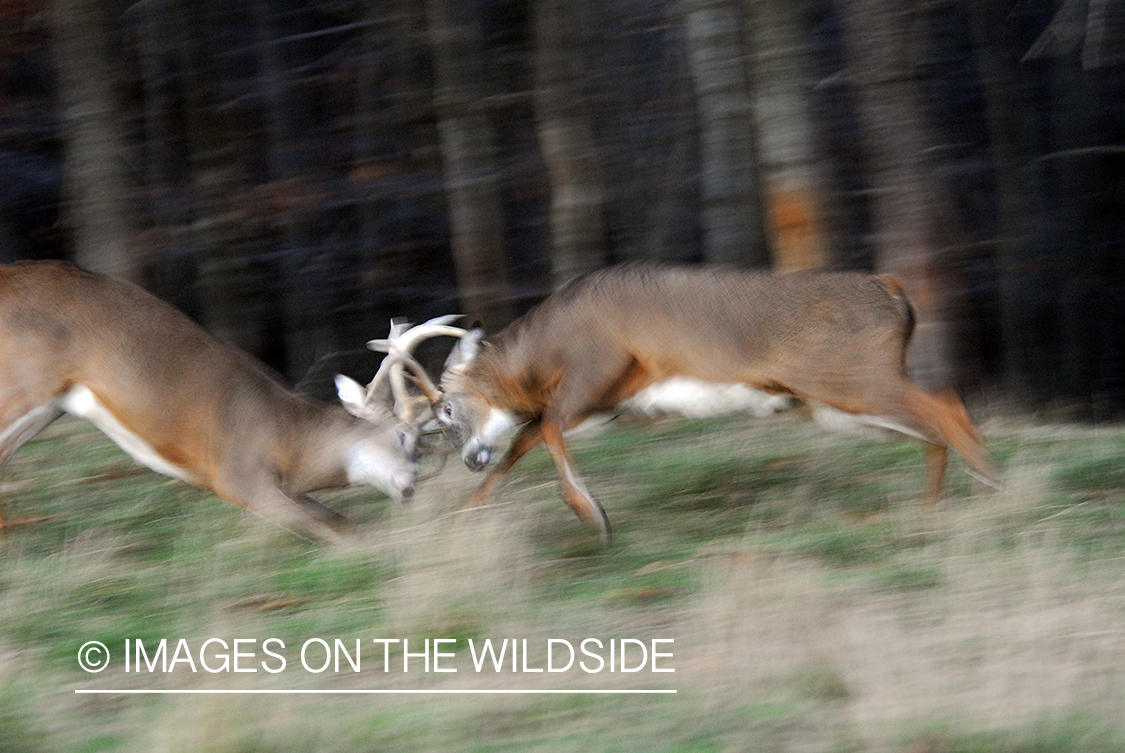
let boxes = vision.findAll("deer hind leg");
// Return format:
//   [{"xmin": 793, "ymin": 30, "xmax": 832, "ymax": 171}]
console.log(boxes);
[
  {"xmin": 0, "ymin": 403, "xmax": 65, "ymax": 464},
  {"xmin": 0, "ymin": 401, "xmax": 65, "ymax": 531},
  {"xmin": 541, "ymin": 422, "xmax": 611, "ymax": 544},
  {"xmin": 897, "ymin": 385, "xmax": 994, "ymax": 488},
  {"xmin": 867, "ymin": 383, "xmax": 994, "ymax": 497},
  {"xmin": 797, "ymin": 376, "xmax": 994, "ymax": 498},
  {"xmin": 465, "ymin": 420, "xmax": 544, "ymax": 508}
]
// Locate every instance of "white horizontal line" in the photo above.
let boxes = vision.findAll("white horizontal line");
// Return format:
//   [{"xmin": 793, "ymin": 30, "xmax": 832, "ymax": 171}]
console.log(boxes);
[{"xmin": 75, "ymin": 688, "xmax": 677, "ymax": 695}]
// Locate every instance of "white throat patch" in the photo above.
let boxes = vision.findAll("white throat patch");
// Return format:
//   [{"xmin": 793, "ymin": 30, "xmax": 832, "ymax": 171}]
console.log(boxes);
[{"xmin": 479, "ymin": 407, "xmax": 519, "ymax": 446}]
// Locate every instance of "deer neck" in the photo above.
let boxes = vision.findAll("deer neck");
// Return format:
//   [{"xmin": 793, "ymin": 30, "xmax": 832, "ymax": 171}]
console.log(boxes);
[
  {"xmin": 271, "ymin": 396, "xmax": 357, "ymax": 493},
  {"xmin": 466, "ymin": 343, "xmax": 552, "ymax": 417}
]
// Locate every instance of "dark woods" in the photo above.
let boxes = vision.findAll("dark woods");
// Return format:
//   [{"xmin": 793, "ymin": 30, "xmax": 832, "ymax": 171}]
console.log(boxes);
[{"xmin": 0, "ymin": 0, "xmax": 1122, "ymax": 415}]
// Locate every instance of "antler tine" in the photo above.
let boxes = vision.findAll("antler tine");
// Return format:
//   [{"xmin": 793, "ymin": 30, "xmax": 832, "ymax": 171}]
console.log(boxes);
[
  {"xmin": 396, "ymin": 351, "xmax": 444, "ymax": 402},
  {"xmin": 364, "ymin": 316, "xmax": 468, "ymax": 420},
  {"xmin": 388, "ymin": 354, "xmax": 416, "ymax": 424},
  {"xmin": 361, "ymin": 355, "xmax": 393, "ymax": 408},
  {"xmin": 362, "ymin": 318, "xmax": 411, "ymax": 408},
  {"xmin": 366, "ymin": 315, "xmax": 467, "ymax": 356}
]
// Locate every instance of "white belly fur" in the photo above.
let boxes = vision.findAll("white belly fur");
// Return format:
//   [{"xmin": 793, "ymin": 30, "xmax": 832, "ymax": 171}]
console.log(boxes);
[
  {"xmin": 620, "ymin": 377, "xmax": 793, "ymax": 419},
  {"xmin": 618, "ymin": 378, "xmax": 926, "ymax": 442},
  {"xmin": 809, "ymin": 403, "xmax": 928, "ymax": 441},
  {"xmin": 59, "ymin": 385, "xmax": 193, "ymax": 483}
]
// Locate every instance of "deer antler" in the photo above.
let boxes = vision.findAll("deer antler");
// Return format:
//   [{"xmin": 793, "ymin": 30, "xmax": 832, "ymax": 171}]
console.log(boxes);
[{"xmin": 364, "ymin": 315, "xmax": 467, "ymax": 423}]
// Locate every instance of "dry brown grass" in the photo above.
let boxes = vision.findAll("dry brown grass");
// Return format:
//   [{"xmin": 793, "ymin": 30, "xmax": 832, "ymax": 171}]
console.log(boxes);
[{"xmin": 2, "ymin": 416, "xmax": 1125, "ymax": 751}]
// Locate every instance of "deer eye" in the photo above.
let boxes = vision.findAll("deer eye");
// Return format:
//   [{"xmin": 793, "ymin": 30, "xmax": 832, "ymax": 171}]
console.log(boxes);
[{"xmin": 436, "ymin": 402, "xmax": 454, "ymax": 424}]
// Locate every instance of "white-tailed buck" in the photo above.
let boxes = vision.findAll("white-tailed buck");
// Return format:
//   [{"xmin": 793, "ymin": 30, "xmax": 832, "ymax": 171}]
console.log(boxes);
[
  {"xmin": 0, "ymin": 260, "xmax": 428, "ymax": 543},
  {"xmin": 392, "ymin": 263, "xmax": 995, "ymax": 544}
]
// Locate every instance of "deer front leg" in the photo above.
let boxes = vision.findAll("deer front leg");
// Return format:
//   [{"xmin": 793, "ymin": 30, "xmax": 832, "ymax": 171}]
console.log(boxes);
[
  {"xmin": 923, "ymin": 443, "xmax": 948, "ymax": 502},
  {"xmin": 292, "ymin": 492, "xmax": 350, "ymax": 529},
  {"xmin": 247, "ymin": 488, "xmax": 348, "ymax": 544},
  {"xmin": 465, "ymin": 420, "xmax": 544, "ymax": 508},
  {"xmin": 541, "ymin": 421, "xmax": 611, "ymax": 544},
  {"xmin": 530, "ymin": 353, "xmax": 634, "ymax": 543},
  {"xmin": 217, "ymin": 473, "xmax": 348, "ymax": 544}
]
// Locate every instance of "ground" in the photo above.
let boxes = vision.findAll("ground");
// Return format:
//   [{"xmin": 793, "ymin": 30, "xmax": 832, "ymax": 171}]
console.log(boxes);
[{"xmin": 2, "ymin": 411, "xmax": 1125, "ymax": 752}]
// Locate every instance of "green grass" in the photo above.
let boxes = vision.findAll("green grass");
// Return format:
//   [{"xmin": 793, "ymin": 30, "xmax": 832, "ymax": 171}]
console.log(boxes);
[
  {"xmin": 902, "ymin": 716, "xmax": 1125, "ymax": 753},
  {"xmin": 2, "ymin": 415, "xmax": 1125, "ymax": 751}
]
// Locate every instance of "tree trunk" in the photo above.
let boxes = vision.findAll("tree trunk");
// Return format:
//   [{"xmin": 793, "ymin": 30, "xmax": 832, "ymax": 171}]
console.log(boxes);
[
  {"xmin": 252, "ymin": 0, "xmax": 329, "ymax": 379},
  {"xmin": 681, "ymin": 0, "xmax": 769, "ymax": 266},
  {"xmin": 967, "ymin": 2, "xmax": 1055, "ymax": 400},
  {"xmin": 139, "ymin": 0, "xmax": 170, "ymax": 231},
  {"xmin": 425, "ymin": 0, "xmax": 513, "ymax": 330},
  {"xmin": 534, "ymin": 0, "xmax": 607, "ymax": 287},
  {"xmin": 835, "ymin": 0, "xmax": 966, "ymax": 389},
  {"xmin": 992, "ymin": 0, "xmax": 1125, "ymax": 414},
  {"xmin": 52, "ymin": 0, "xmax": 138, "ymax": 280},
  {"xmin": 749, "ymin": 0, "xmax": 831, "ymax": 271},
  {"xmin": 178, "ymin": 1, "xmax": 273, "ymax": 365},
  {"xmin": 354, "ymin": 1, "xmax": 382, "ymax": 267}
]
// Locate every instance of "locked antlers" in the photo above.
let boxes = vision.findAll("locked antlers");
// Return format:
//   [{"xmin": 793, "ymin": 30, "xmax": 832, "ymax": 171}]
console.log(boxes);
[{"xmin": 359, "ymin": 315, "xmax": 467, "ymax": 425}]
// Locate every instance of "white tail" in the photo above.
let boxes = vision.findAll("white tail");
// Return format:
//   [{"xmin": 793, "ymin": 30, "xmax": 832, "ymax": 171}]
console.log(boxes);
[
  {"xmin": 0, "ymin": 260, "xmax": 425, "ymax": 543},
  {"xmin": 407, "ymin": 263, "xmax": 997, "ymax": 544}
]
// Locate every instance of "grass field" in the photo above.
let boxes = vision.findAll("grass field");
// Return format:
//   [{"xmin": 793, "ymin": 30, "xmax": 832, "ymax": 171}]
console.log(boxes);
[{"xmin": 3, "ymin": 410, "xmax": 1125, "ymax": 752}]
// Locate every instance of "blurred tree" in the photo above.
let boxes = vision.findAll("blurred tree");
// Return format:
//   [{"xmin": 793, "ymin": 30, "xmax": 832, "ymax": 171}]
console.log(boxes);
[
  {"xmin": 749, "ymin": 0, "xmax": 832, "ymax": 271},
  {"xmin": 169, "ymin": 0, "xmax": 284, "ymax": 368},
  {"xmin": 5, "ymin": 0, "xmax": 1119, "ymax": 404},
  {"xmin": 130, "ymin": 0, "xmax": 205, "ymax": 325},
  {"xmin": 52, "ymin": 0, "xmax": 138, "ymax": 279},
  {"xmin": 136, "ymin": 0, "xmax": 172, "ymax": 236},
  {"xmin": 802, "ymin": 0, "xmax": 876, "ymax": 271},
  {"xmin": 0, "ymin": 0, "xmax": 60, "ymax": 263},
  {"xmin": 969, "ymin": 1, "xmax": 1060, "ymax": 402},
  {"xmin": 991, "ymin": 0, "xmax": 1125, "ymax": 415},
  {"xmin": 252, "ymin": 0, "xmax": 329, "ymax": 377},
  {"xmin": 835, "ymin": 0, "xmax": 976, "ymax": 389},
  {"xmin": 354, "ymin": 0, "xmax": 428, "ymax": 287},
  {"xmin": 566, "ymin": 1, "xmax": 697, "ymax": 265},
  {"xmin": 534, "ymin": 0, "xmax": 607, "ymax": 286},
  {"xmin": 426, "ymin": 0, "xmax": 513, "ymax": 330},
  {"xmin": 681, "ymin": 0, "xmax": 770, "ymax": 266}
]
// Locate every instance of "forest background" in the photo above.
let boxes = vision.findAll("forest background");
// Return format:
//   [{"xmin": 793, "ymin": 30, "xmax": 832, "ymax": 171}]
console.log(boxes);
[{"xmin": 0, "ymin": 0, "xmax": 1122, "ymax": 413}]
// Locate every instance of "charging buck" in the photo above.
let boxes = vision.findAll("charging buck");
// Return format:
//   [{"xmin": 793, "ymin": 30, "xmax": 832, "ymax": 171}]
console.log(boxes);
[
  {"xmin": 392, "ymin": 263, "xmax": 996, "ymax": 544},
  {"xmin": 0, "ymin": 260, "xmax": 430, "ymax": 543}
]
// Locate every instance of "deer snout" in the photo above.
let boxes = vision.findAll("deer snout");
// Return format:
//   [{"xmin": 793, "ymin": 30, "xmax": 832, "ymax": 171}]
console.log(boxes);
[
  {"xmin": 386, "ymin": 479, "xmax": 414, "ymax": 505},
  {"xmin": 463, "ymin": 443, "xmax": 491, "ymax": 472},
  {"xmin": 392, "ymin": 467, "xmax": 416, "ymax": 503}
]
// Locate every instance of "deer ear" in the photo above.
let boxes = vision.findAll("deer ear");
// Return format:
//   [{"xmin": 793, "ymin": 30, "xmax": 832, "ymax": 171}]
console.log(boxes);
[
  {"xmin": 335, "ymin": 374, "xmax": 367, "ymax": 417},
  {"xmin": 443, "ymin": 327, "xmax": 484, "ymax": 375}
]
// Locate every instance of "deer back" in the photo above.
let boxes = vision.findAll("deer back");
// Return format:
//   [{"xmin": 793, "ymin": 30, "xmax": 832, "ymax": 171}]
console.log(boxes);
[{"xmin": 468, "ymin": 264, "xmax": 915, "ymax": 408}]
